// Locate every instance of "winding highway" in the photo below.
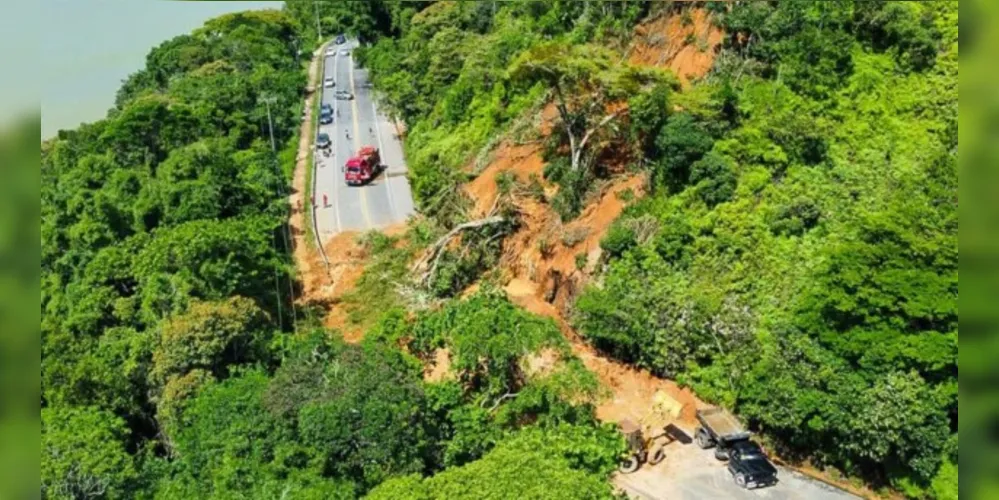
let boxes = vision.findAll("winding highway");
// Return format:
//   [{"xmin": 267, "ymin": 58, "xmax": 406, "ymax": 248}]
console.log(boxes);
[{"xmin": 313, "ymin": 39, "xmax": 415, "ymax": 239}]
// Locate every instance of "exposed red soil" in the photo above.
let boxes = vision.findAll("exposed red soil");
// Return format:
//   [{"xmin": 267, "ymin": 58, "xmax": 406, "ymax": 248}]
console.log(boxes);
[
  {"xmin": 424, "ymin": 348, "xmax": 455, "ymax": 383},
  {"xmin": 627, "ymin": 8, "xmax": 723, "ymax": 86}
]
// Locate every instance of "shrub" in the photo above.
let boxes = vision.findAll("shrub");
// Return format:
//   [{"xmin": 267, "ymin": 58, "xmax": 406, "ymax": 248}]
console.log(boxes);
[
  {"xmin": 600, "ymin": 222, "xmax": 636, "ymax": 258},
  {"xmin": 561, "ymin": 226, "xmax": 590, "ymax": 248},
  {"xmin": 538, "ymin": 237, "xmax": 554, "ymax": 258},
  {"xmin": 689, "ymin": 151, "xmax": 737, "ymax": 207}
]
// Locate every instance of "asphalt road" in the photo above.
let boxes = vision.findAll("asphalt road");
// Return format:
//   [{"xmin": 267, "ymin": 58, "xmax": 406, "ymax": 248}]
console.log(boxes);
[
  {"xmin": 313, "ymin": 39, "xmax": 415, "ymax": 239},
  {"xmin": 614, "ymin": 429, "xmax": 860, "ymax": 500}
]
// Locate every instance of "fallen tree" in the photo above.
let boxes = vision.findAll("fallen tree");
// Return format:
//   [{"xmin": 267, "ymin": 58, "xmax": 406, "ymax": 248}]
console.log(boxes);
[{"xmin": 411, "ymin": 216, "xmax": 507, "ymax": 287}]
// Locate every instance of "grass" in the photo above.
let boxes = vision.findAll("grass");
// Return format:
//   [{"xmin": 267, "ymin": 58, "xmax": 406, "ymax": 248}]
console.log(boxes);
[{"xmin": 302, "ymin": 43, "xmax": 328, "ymax": 251}]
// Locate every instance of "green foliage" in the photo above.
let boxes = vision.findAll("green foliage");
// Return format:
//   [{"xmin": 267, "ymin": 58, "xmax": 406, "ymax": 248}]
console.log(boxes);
[
  {"xmin": 689, "ymin": 151, "xmax": 737, "ymax": 207},
  {"xmin": 150, "ymin": 296, "xmax": 270, "ymax": 387},
  {"xmin": 930, "ymin": 457, "xmax": 958, "ymax": 500},
  {"xmin": 160, "ymin": 370, "xmax": 356, "ymax": 499},
  {"xmin": 410, "ymin": 289, "xmax": 567, "ymax": 397},
  {"xmin": 42, "ymin": 407, "xmax": 138, "ymax": 500},
  {"xmin": 366, "ymin": 424, "xmax": 621, "ymax": 500},
  {"xmin": 343, "ymin": 231, "xmax": 414, "ymax": 326},
  {"xmin": 651, "ymin": 113, "xmax": 715, "ymax": 193},
  {"xmin": 42, "ymin": 8, "xmax": 310, "ymax": 499}
]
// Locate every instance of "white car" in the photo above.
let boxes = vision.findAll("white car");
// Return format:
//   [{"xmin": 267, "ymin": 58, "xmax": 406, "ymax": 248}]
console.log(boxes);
[
  {"xmin": 324, "ymin": 78, "xmax": 335, "ymax": 88},
  {"xmin": 340, "ymin": 49, "xmax": 350, "ymax": 56}
]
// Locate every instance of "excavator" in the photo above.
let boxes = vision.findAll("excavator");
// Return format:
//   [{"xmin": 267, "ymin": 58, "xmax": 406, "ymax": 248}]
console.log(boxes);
[{"xmin": 617, "ymin": 391, "xmax": 685, "ymax": 473}]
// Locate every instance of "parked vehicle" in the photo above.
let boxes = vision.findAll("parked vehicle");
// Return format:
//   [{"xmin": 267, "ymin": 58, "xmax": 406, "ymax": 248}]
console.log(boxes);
[
  {"xmin": 319, "ymin": 110, "xmax": 333, "ymax": 125},
  {"xmin": 726, "ymin": 439, "xmax": 779, "ymax": 489},
  {"xmin": 335, "ymin": 34, "xmax": 346, "ymax": 45},
  {"xmin": 695, "ymin": 407, "xmax": 778, "ymax": 489},
  {"xmin": 316, "ymin": 132, "xmax": 331, "ymax": 150},
  {"xmin": 324, "ymin": 78, "xmax": 335, "ymax": 88},
  {"xmin": 344, "ymin": 146, "xmax": 381, "ymax": 186}
]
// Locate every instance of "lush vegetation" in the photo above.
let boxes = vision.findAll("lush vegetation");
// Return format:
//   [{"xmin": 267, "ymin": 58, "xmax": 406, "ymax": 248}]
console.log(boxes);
[
  {"xmin": 574, "ymin": 1, "xmax": 958, "ymax": 496},
  {"xmin": 42, "ymin": 1, "xmax": 957, "ymax": 498},
  {"xmin": 42, "ymin": 5, "xmax": 626, "ymax": 498}
]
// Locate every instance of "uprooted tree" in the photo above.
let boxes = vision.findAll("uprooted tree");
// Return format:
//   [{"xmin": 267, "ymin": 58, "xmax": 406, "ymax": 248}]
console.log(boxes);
[{"xmin": 507, "ymin": 42, "xmax": 673, "ymax": 174}]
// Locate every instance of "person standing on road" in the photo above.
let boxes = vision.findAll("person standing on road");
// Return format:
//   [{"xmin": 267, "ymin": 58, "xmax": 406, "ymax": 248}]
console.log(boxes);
[{"xmin": 323, "ymin": 194, "xmax": 328, "ymax": 207}]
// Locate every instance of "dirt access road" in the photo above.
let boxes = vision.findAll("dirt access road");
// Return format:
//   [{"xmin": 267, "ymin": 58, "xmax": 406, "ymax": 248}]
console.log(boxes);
[{"xmin": 614, "ymin": 427, "xmax": 860, "ymax": 500}]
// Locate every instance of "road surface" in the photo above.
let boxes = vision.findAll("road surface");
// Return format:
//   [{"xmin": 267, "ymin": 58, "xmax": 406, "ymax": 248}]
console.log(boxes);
[
  {"xmin": 614, "ymin": 430, "xmax": 860, "ymax": 500},
  {"xmin": 313, "ymin": 39, "xmax": 415, "ymax": 239}
]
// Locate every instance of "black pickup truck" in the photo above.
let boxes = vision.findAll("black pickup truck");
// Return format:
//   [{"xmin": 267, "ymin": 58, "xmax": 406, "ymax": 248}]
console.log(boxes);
[
  {"xmin": 695, "ymin": 407, "xmax": 778, "ymax": 489},
  {"xmin": 726, "ymin": 439, "xmax": 779, "ymax": 489}
]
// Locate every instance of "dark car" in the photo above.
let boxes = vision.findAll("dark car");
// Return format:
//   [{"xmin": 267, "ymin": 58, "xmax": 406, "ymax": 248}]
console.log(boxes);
[
  {"xmin": 335, "ymin": 34, "xmax": 346, "ymax": 45},
  {"xmin": 316, "ymin": 132, "xmax": 331, "ymax": 149},
  {"xmin": 319, "ymin": 111, "xmax": 333, "ymax": 124},
  {"xmin": 321, "ymin": 103, "xmax": 333, "ymax": 115},
  {"xmin": 726, "ymin": 440, "xmax": 778, "ymax": 489}
]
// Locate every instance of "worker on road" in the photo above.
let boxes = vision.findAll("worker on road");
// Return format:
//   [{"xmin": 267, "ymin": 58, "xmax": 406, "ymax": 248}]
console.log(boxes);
[{"xmin": 322, "ymin": 194, "xmax": 328, "ymax": 207}]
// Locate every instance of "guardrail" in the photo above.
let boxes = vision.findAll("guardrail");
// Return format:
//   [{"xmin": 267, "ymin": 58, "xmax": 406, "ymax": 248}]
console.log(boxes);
[{"xmin": 311, "ymin": 40, "xmax": 331, "ymax": 273}]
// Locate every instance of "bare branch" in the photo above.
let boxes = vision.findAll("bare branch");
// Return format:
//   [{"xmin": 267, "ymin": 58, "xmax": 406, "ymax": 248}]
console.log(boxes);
[{"xmin": 411, "ymin": 216, "xmax": 507, "ymax": 286}]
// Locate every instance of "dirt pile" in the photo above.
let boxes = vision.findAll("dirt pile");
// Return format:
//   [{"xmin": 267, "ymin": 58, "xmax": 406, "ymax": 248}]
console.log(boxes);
[{"xmin": 628, "ymin": 8, "xmax": 723, "ymax": 86}]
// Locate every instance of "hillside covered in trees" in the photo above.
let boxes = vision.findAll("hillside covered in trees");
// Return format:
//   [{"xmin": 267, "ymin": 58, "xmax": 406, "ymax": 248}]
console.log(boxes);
[{"xmin": 42, "ymin": 1, "xmax": 957, "ymax": 499}]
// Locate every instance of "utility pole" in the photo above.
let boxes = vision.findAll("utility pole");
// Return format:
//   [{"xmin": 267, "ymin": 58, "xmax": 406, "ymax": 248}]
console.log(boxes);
[{"xmin": 313, "ymin": 1, "xmax": 323, "ymax": 42}]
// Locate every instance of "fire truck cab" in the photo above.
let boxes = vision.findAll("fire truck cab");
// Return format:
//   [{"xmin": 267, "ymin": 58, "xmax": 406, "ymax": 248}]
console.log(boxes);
[{"xmin": 344, "ymin": 146, "xmax": 381, "ymax": 186}]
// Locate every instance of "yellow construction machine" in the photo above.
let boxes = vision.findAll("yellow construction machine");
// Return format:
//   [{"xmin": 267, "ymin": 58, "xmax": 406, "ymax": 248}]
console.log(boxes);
[{"xmin": 617, "ymin": 391, "xmax": 685, "ymax": 474}]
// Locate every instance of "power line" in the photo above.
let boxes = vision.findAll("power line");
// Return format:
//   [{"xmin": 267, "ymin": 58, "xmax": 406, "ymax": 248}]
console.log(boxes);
[
  {"xmin": 261, "ymin": 95, "xmax": 300, "ymax": 333},
  {"xmin": 313, "ymin": 1, "xmax": 323, "ymax": 42}
]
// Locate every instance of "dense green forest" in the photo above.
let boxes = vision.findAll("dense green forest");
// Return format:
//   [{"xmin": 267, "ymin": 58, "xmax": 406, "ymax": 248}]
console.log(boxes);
[{"xmin": 42, "ymin": 1, "xmax": 957, "ymax": 499}]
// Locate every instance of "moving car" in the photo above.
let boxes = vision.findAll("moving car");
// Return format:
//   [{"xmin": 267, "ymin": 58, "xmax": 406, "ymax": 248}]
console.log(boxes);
[
  {"xmin": 324, "ymin": 78, "xmax": 335, "ymax": 88},
  {"xmin": 334, "ymin": 90, "xmax": 353, "ymax": 100},
  {"xmin": 335, "ymin": 34, "xmax": 346, "ymax": 44},
  {"xmin": 316, "ymin": 132, "xmax": 331, "ymax": 150},
  {"xmin": 340, "ymin": 49, "xmax": 350, "ymax": 56}
]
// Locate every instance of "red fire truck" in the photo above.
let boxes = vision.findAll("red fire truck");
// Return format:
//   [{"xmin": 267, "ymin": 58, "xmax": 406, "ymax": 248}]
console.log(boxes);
[{"xmin": 344, "ymin": 146, "xmax": 381, "ymax": 186}]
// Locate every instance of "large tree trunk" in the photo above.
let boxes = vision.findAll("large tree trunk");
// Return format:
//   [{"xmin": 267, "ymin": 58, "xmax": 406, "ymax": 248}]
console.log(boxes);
[{"xmin": 412, "ymin": 216, "xmax": 506, "ymax": 286}]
